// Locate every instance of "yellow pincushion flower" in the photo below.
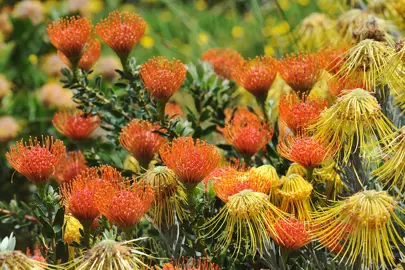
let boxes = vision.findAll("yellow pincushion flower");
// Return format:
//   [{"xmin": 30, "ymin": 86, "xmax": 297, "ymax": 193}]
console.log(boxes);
[
  {"xmin": 314, "ymin": 162, "xmax": 346, "ymax": 200},
  {"xmin": 312, "ymin": 190, "xmax": 405, "ymax": 268},
  {"xmin": 63, "ymin": 215, "xmax": 83, "ymax": 244},
  {"xmin": 275, "ymin": 174, "xmax": 313, "ymax": 221},
  {"xmin": 251, "ymin": 165, "xmax": 282, "ymax": 199},
  {"xmin": 286, "ymin": 163, "xmax": 307, "ymax": 177},
  {"xmin": 311, "ymin": 88, "xmax": 395, "ymax": 164},
  {"xmin": 372, "ymin": 126, "xmax": 405, "ymax": 192}
]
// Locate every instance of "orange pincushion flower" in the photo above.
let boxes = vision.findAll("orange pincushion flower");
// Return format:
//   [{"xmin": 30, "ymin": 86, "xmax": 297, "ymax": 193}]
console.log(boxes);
[
  {"xmin": 233, "ymin": 56, "xmax": 278, "ymax": 98},
  {"xmin": 165, "ymin": 102, "xmax": 184, "ymax": 119},
  {"xmin": 47, "ymin": 16, "xmax": 92, "ymax": 62},
  {"xmin": 327, "ymin": 76, "xmax": 366, "ymax": 97},
  {"xmin": 277, "ymin": 135, "xmax": 331, "ymax": 168},
  {"xmin": 159, "ymin": 257, "xmax": 221, "ymax": 270},
  {"xmin": 58, "ymin": 39, "xmax": 101, "ymax": 71},
  {"xmin": 95, "ymin": 10, "xmax": 146, "ymax": 59},
  {"xmin": 6, "ymin": 136, "xmax": 65, "ymax": 184},
  {"xmin": 201, "ymin": 48, "xmax": 244, "ymax": 79},
  {"xmin": 223, "ymin": 117, "xmax": 273, "ymax": 157},
  {"xmin": 278, "ymin": 53, "xmax": 322, "ymax": 97},
  {"xmin": 279, "ymin": 94, "xmax": 327, "ymax": 133},
  {"xmin": 140, "ymin": 56, "xmax": 187, "ymax": 102},
  {"xmin": 320, "ymin": 46, "xmax": 348, "ymax": 75},
  {"xmin": 160, "ymin": 137, "xmax": 220, "ymax": 184},
  {"xmin": 26, "ymin": 245, "xmax": 46, "ymax": 264},
  {"xmin": 54, "ymin": 151, "xmax": 88, "ymax": 184},
  {"xmin": 119, "ymin": 120, "xmax": 167, "ymax": 168},
  {"xmin": 60, "ymin": 165, "xmax": 122, "ymax": 222},
  {"xmin": 95, "ymin": 181, "xmax": 154, "ymax": 228},
  {"xmin": 273, "ymin": 218, "xmax": 310, "ymax": 250},
  {"xmin": 52, "ymin": 110, "xmax": 100, "ymax": 141},
  {"xmin": 213, "ymin": 168, "xmax": 272, "ymax": 202},
  {"xmin": 224, "ymin": 107, "xmax": 263, "ymax": 124}
]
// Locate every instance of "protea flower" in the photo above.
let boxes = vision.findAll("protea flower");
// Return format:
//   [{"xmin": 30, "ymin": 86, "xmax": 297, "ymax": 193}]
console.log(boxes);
[
  {"xmin": 222, "ymin": 115, "xmax": 273, "ymax": 157},
  {"xmin": 54, "ymin": 151, "xmax": 88, "ymax": 184},
  {"xmin": 0, "ymin": 116, "xmax": 21, "ymax": 142},
  {"xmin": 314, "ymin": 162, "xmax": 345, "ymax": 200},
  {"xmin": 277, "ymin": 135, "xmax": 331, "ymax": 169},
  {"xmin": 40, "ymin": 53, "xmax": 68, "ymax": 77},
  {"xmin": 160, "ymin": 137, "xmax": 220, "ymax": 188},
  {"xmin": 6, "ymin": 136, "xmax": 65, "ymax": 184},
  {"xmin": 140, "ymin": 56, "xmax": 187, "ymax": 103},
  {"xmin": 60, "ymin": 165, "xmax": 122, "ymax": 223},
  {"xmin": 250, "ymin": 164, "xmax": 282, "ymax": 197},
  {"xmin": 310, "ymin": 88, "xmax": 395, "ymax": 164},
  {"xmin": 232, "ymin": 56, "xmax": 278, "ymax": 99},
  {"xmin": 25, "ymin": 245, "xmax": 46, "ymax": 264},
  {"xmin": 53, "ymin": 110, "xmax": 100, "ymax": 141},
  {"xmin": 278, "ymin": 53, "xmax": 322, "ymax": 99},
  {"xmin": 0, "ymin": 250, "xmax": 47, "ymax": 270},
  {"xmin": 204, "ymin": 188, "xmax": 288, "ymax": 257},
  {"xmin": 95, "ymin": 10, "xmax": 146, "ymax": 60},
  {"xmin": 201, "ymin": 48, "xmax": 244, "ymax": 79},
  {"xmin": 272, "ymin": 218, "xmax": 311, "ymax": 250},
  {"xmin": 372, "ymin": 126, "xmax": 405, "ymax": 192},
  {"xmin": 275, "ymin": 174, "xmax": 313, "ymax": 221},
  {"xmin": 142, "ymin": 166, "xmax": 187, "ymax": 228},
  {"xmin": 165, "ymin": 102, "xmax": 184, "ymax": 119},
  {"xmin": 57, "ymin": 39, "xmax": 101, "ymax": 71},
  {"xmin": 326, "ymin": 76, "xmax": 366, "ymax": 97},
  {"xmin": 320, "ymin": 46, "xmax": 348, "ymax": 75},
  {"xmin": 286, "ymin": 163, "xmax": 307, "ymax": 177},
  {"xmin": 119, "ymin": 119, "xmax": 167, "ymax": 169},
  {"xmin": 336, "ymin": 9, "xmax": 371, "ymax": 43},
  {"xmin": 312, "ymin": 190, "xmax": 405, "ymax": 268},
  {"xmin": 95, "ymin": 180, "xmax": 154, "ymax": 229},
  {"xmin": 70, "ymin": 239, "xmax": 151, "ymax": 269},
  {"xmin": 157, "ymin": 257, "xmax": 221, "ymax": 270},
  {"xmin": 278, "ymin": 93, "xmax": 327, "ymax": 134},
  {"xmin": 47, "ymin": 16, "xmax": 92, "ymax": 64}
]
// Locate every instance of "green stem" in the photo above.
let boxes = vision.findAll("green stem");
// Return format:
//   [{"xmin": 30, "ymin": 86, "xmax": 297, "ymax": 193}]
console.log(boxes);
[
  {"xmin": 119, "ymin": 55, "xmax": 130, "ymax": 78},
  {"xmin": 306, "ymin": 167, "xmax": 314, "ymax": 182},
  {"xmin": 281, "ymin": 249, "xmax": 291, "ymax": 266},
  {"xmin": 157, "ymin": 99, "xmax": 167, "ymax": 123},
  {"xmin": 81, "ymin": 221, "xmax": 92, "ymax": 248},
  {"xmin": 256, "ymin": 96, "xmax": 269, "ymax": 123},
  {"xmin": 123, "ymin": 227, "xmax": 133, "ymax": 241}
]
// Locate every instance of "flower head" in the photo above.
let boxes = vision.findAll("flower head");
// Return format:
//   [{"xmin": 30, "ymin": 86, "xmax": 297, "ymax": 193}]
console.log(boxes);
[
  {"xmin": 223, "ymin": 116, "xmax": 273, "ymax": 157},
  {"xmin": 60, "ymin": 165, "xmax": 121, "ymax": 222},
  {"xmin": 0, "ymin": 116, "xmax": 21, "ymax": 142},
  {"xmin": 278, "ymin": 53, "xmax": 322, "ymax": 98},
  {"xmin": 320, "ymin": 46, "xmax": 348, "ymax": 75},
  {"xmin": 47, "ymin": 16, "xmax": 92, "ymax": 62},
  {"xmin": 142, "ymin": 166, "xmax": 187, "ymax": 228},
  {"xmin": 312, "ymin": 190, "xmax": 405, "ymax": 268},
  {"xmin": 201, "ymin": 48, "xmax": 244, "ymax": 79},
  {"xmin": 53, "ymin": 110, "xmax": 100, "ymax": 141},
  {"xmin": 58, "ymin": 38, "xmax": 101, "ymax": 71},
  {"xmin": 40, "ymin": 53, "xmax": 68, "ymax": 77},
  {"xmin": 326, "ymin": 76, "xmax": 366, "ymax": 97},
  {"xmin": 6, "ymin": 136, "xmax": 65, "ymax": 184},
  {"xmin": 54, "ymin": 151, "xmax": 88, "ymax": 184},
  {"xmin": 119, "ymin": 119, "xmax": 167, "ymax": 168},
  {"xmin": 278, "ymin": 135, "xmax": 331, "ymax": 168},
  {"xmin": 232, "ymin": 56, "xmax": 278, "ymax": 98},
  {"xmin": 95, "ymin": 180, "xmax": 154, "ymax": 228},
  {"xmin": 275, "ymin": 174, "xmax": 313, "ymax": 221},
  {"xmin": 160, "ymin": 137, "xmax": 220, "ymax": 185},
  {"xmin": 159, "ymin": 257, "xmax": 221, "ymax": 270},
  {"xmin": 272, "ymin": 218, "xmax": 310, "ymax": 250},
  {"xmin": 13, "ymin": 0, "xmax": 44, "ymax": 25},
  {"xmin": 37, "ymin": 82, "xmax": 76, "ymax": 109},
  {"xmin": 278, "ymin": 93, "xmax": 327, "ymax": 134},
  {"xmin": 140, "ymin": 56, "xmax": 187, "ymax": 102},
  {"xmin": 94, "ymin": 55, "xmax": 121, "ymax": 80},
  {"xmin": 310, "ymin": 88, "xmax": 395, "ymax": 164},
  {"xmin": 95, "ymin": 10, "xmax": 146, "ymax": 59},
  {"xmin": 0, "ymin": 250, "xmax": 47, "ymax": 270},
  {"xmin": 204, "ymin": 190, "xmax": 288, "ymax": 257},
  {"xmin": 26, "ymin": 245, "xmax": 46, "ymax": 264}
]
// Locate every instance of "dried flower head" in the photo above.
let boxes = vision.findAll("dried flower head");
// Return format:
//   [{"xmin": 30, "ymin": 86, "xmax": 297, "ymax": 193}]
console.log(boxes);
[
  {"xmin": 232, "ymin": 56, "xmax": 278, "ymax": 98},
  {"xmin": 160, "ymin": 137, "xmax": 220, "ymax": 185},
  {"xmin": 275, "ymin": 174, "xmax": 313, "ymax": 221},
  {"xmin": 201, "ymin": 48, "xmax": 244, "ymax": 79},
  {"xmin": 119, "ymin": 119, "xmax": 167, "ymax": 168},
  {"xmin": 6, "ymin": 136, "xmax": 65, "ymax": 184},
  {"xmin": 142, "ymin": 166, "xmax": 187, "ymax": 228},
  {"xmin": 47, "ymin": 16, "xmax": 92, "ymax": 62},
  {"xmin": 312, "ymin": 190, "xmax": 405, "ymax": 268},
  {"xmin": 310, "ymin": 88, "xmax": 395, "ymax": 164},
  {"xmin": 54, "ymin": 151, "xmax": 88, "ymax": 184},
  {"xmin": 279, "ymin": 93, "xmax": 327, "ymax": 134},
  {"xmin": 60, "ymin": 165, "xmax": 121, "ymax": 222},
  {"xmin": 204, "ymin": 190, "xmax": 288, "ymax": 257},
  {"xmin": 0, "ymin": 116, "xmax": 20, "ymax": 142},
  {"xmin": 278, "ymin": 135, "xmax": 331, "ymax": 168},
  {"xmin": 296, "ymin": 13, "xmax": 337, "ymax": 51},
  {"xmin": 272, "ymin": 218, "xmax": 310, "ymax": 250},
  {"xmin": 223, "ymin": 116, "xmax": 273, "ymax": 157},
  {"xmin": 95, "ymin": 10, "xmax": 146, "ymax": 59},
  {"xmin": 70, "ymin": 239, "xmax": 151, "ymax": 269},
  {"xmin": 58, "ymin": 39, "xmax": 101, "ymax": 71},
  {"xmin": 278, "ymin": 53, "xmax": 322, "ymax": 98},
  {"xmin": 53, "ymin": 110, "xmax": 100, "ymax": 141},
  {"xmin": 140, "ymin": 57, "xmax": 186, "ymax": 102},
  {"xmin": 95, "ymin": 180, "xmax": 154, "ymax": 228}
]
